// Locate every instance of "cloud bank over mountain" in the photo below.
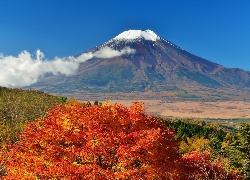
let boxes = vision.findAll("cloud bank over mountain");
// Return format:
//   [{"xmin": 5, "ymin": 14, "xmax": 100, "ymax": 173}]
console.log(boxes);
[{"xmin": 0, "ymin": 47, "xmax": 135, "ymax": 87}]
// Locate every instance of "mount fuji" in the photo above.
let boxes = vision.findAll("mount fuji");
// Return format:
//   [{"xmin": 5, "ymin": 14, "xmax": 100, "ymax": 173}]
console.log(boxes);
[{"xmin": 29, "ymin": 30, "xmax": 250, "ymax": 100}]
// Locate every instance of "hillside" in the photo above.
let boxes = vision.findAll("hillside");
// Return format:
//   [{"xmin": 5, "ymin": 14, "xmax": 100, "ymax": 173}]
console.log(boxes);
[{"xmin": 0, "ymin": 87, "xmax": 66, "ymax": 144}]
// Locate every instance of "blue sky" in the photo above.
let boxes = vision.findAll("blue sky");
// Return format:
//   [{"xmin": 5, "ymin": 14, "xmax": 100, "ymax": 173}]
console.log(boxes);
[{"xmin": 0, "ymin": 0, "xmax": 250, "ymax": 71}]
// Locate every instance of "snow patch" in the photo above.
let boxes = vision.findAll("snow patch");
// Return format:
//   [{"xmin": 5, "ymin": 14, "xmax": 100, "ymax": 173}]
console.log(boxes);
[{"xmin": 114, "ymin": 30, "xmax": 160, "ymax": 41}]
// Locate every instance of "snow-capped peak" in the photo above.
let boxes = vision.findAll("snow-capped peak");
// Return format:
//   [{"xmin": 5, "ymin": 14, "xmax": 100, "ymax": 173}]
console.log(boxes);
[{"xmin": 114, "ymin": 29, "xmax": 160, "ymax": 41}]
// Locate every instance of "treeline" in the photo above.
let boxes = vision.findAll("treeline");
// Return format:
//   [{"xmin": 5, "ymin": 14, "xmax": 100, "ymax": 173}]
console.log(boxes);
[
  {"xmin": 0, "ymin": 87, "xmax": 67, "ymax": 144},
  {"xmin": 165, "ymin": 119, "xmax": 250, "ymax": 179}
]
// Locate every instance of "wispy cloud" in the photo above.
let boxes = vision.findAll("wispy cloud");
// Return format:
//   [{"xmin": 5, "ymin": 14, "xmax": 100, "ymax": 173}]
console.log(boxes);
[{"xmin": 0, "ymin": 47, "xmax": 135, "ymax": 87}]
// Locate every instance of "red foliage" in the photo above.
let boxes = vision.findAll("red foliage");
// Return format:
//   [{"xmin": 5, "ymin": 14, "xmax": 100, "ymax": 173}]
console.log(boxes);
[
  {"xmin": 182, "ymin": 150, "xmax": 241, "ymax": 179},
  {"xmin": 0, "ymin": 102, "xmax": 187, "ymax": 179}
]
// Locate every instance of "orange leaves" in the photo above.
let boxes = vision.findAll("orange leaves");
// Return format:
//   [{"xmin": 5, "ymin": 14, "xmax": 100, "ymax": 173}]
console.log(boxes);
[
  {"xmin": 3, "ymin": 101, "xmax": 230, "ymax": 179},
  {"xmin": 0, "ymin": 100, "xmax": 244, "ymax": 179},
  {"xmin": 0, "ymin": 100, "xmax": 240, "ymax": 180},
  {"xmin": 0, "ymin": 101, "xmax": 185, "ymax": 179},
  {"xmin": 128, "ymin": 102, "xmax": 144, "ymax": 114}
]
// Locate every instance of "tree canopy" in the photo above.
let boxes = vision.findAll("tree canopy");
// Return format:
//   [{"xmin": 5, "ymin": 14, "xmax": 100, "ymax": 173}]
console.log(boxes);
[{"xmin": 0, "ymin": 91, "xmax": 243, "ymax": 179}]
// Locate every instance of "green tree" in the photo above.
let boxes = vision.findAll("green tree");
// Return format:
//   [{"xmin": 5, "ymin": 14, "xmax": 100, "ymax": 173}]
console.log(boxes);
[
  {"xmin": 238, "ymin": 123, "xmax": 250, "ymax": 179},
  {"xmin": 94, "ymin": 100, "xmax": 99, "ymax": 106},
  {"xmin": 221, "ymin": 123, "xmax": 250, "ymax": 179}
]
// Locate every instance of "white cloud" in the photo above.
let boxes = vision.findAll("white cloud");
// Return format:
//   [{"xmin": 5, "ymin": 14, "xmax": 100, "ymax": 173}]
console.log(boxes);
[
  {"xmin": 0, "ymin": 47, "xmax": 135, "ymax": 87},
  {"xmin": 77, "ymin": 46, "xmax": 135, "ymax": 62}
]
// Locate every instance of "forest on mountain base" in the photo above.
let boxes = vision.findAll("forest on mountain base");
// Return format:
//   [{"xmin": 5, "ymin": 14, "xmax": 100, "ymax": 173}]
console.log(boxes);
[{"xmin": 0, "ymin": 87, "xmax": 249, "ymax": 179}]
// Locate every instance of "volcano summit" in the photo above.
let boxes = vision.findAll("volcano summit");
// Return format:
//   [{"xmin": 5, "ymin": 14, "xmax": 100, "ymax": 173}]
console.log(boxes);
[{"xmin": 30, "ymin": 30, "xmax": 250, "ymax": 99}]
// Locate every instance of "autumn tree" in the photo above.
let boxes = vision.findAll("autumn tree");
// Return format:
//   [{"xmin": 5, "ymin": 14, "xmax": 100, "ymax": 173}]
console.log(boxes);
[
  {"xmin": 183, "ymin": 150, "xmax": 241, "ymax": 179},
  {"xmin": 0, "ymin": 101, "xmax": 187, "ymax": 179}
]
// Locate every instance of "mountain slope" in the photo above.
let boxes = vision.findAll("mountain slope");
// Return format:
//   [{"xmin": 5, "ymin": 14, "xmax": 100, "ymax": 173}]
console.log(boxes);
[{"xmin": 30, "ymin": 30, "xmax": 250, "ymax": 94}]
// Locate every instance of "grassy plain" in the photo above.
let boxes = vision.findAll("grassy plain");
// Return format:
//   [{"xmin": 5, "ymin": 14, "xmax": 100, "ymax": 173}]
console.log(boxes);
[
  {"xmin": 55, "ymin": 88, "xmax": 250, "ymax": 129},
  {"xmin": 110, "ymin": 100, "xmax": 250, "ymax": 129}
]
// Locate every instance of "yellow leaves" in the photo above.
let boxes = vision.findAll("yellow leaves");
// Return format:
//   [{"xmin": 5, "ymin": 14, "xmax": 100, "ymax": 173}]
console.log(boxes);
[
  {"xmin": 73, "ymin": 127, "xmax": 80, "ymax": 133},
  {"xmin": 101, "ymin": 99, "xmax": 111, "ymax": 107},
  {"xmin": 65, "ymin": 98, "xmax": 81, "ymax": 106},
  {"xmin": 147, "ymin": 151, "xmax": 153, "ymax": 155},
  {"xmin": 72, "ymin": 161, "xmax": 80, "ymax": 166},
  {"xmin": 221, "ymin": 141, "xmax": 229, "ymax": 148},
  {"xmin": 39, "ymin": 141, "xmax": 47, "ymax": 148},
  {"xmin": 91, "ymin": 139, "xmax": 100, "ymax": 148},
  {"xmin": 83, "ymin": 154, "xmax": 95, "ymax": 164},
  {"xmin": 225, "ymin": 132, "xmax": 232, "ymax": 139},
  {"xmin": 64, "ymin": 140, "xmax": 72, "ymax": 146},
  {"xmin": 179, "ymin": 136, "xmax": 208, "ymax": 154},
  {"xmin": 62, "ymin": 118, "xmax": 71, "ymax": 130},
  {"xmin": 179, "ymin": 141, "xmax": 189, "ymax": 154},
  {"xmin": 44, "ymin": 160, "xmax": 54, "ymax": 167},
  {"xmin": 10, "ymin": 169, "xmax": 17, "ymax": 174}
]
